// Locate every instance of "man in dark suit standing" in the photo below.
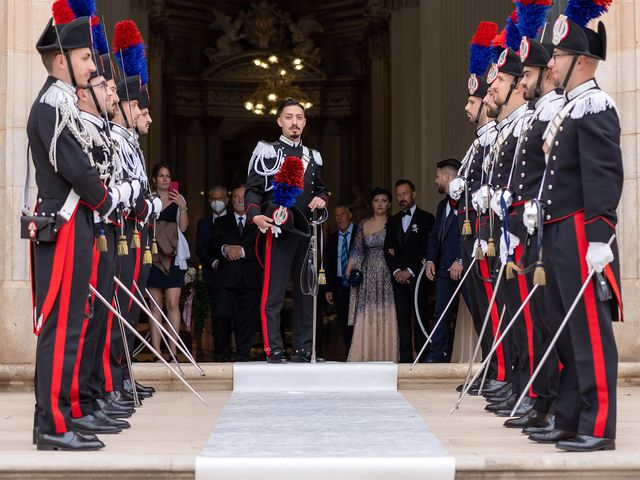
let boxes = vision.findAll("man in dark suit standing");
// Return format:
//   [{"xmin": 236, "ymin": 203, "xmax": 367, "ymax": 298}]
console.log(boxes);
[
  {"xmin": 209, "ymin": 185, "xmax": 262, "ymax": 361},
  {"xmin": 195, "ymin": 185, "xmax": 228, "ymax": 359},
  {"xmin": 384, "ymin": 180, "xmax": 435, "ymax": 362},
  {"xmin": 425, "ymin": 159, "xmax": 464, "ymax": 362},
  {"xmin": 324, "ymin": 205, "xmax": 358, "ymax": 354}
]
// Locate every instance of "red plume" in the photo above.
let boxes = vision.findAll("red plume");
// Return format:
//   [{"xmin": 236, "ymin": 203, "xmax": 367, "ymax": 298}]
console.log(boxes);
[
  {"xmin": 113, "ymin": 20, "xmax": 144, "ymax": 52},
  {"xmin": 471, "ymin": 21, "xmax": 499, "ymax": 47},
  {"xmin": 52, "ymin": 0, "xmax": 75, "ymax": 25},
  {"xmin": 274, "ymin": 156, "xmax": 304, "ymax": 189}
]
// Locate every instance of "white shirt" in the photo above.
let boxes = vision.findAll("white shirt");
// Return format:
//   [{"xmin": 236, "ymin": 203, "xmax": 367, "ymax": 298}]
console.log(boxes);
[{"xmin": 401, "ymin": 204, "xmax": 417, "ymax": 233}]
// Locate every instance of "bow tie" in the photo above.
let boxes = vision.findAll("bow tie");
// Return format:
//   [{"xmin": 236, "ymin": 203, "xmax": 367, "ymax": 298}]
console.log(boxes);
[
  {"xmin": 448, "ymin": 198, "xmax": 458, "ymax": 209},
  {"xmin": 401, "ymin": 210, "xmax": 412, "ymax": 217}
]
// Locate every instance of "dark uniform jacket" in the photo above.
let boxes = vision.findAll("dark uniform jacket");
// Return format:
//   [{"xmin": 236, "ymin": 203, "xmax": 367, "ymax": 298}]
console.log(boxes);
[
  {"xmin": 490, "ymin": 103, "xmax": 529, "ymax": 191},
  {"xmin": 245, "ymin": 135, "xmax": 328, "ymax": 224}
]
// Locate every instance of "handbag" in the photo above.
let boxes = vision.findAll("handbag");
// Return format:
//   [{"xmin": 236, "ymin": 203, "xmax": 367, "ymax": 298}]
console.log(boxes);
[
  {"xmin": 346, "ymin": 268, "xmax": 363, "ymax": 287},
  {"xmin": 20, "ymin": 143, "xmax": 79, "ymax": 242}
]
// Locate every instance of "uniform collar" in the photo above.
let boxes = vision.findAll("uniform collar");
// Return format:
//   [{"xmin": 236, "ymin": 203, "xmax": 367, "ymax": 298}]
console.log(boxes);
[
  {"xmin": 477, "ymin": 120, "xmax": 496, "ymax": 138},
  {"xmin": 80, "ymin": 110, "xmax": 105, "ymax": 128},
  {"xmin": 111, "ymin": 122, "xmax": 135, "ymax": 142},
  {"xmin": 535, "ymin": 89, "xmax": 562, "ymax": 109},
  {"xmin": 503, "ymin": 102, "xmax": 528, "ymax": 127},
  {"xmin": 566, "ymin": 79, "xmax": 598, "ymax": 101},
  {"xmin": 279, "ymin": 135, "xmax": 302, "ymax": 148}
]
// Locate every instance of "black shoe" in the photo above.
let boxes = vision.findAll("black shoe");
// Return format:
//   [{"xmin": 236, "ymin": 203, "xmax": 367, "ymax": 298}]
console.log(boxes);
[
  {"xmin": 70, "ymin": 414, "xmax": 122, "ymax": 435},
  {"xmin": 107, "ymin": 390, "xmax": 136, "ymax": 407},
  {"xmin": 528, "ymin": 429, "xmax": 576, "ymax": 444},
  {"xmin": 523, "ymin": 414, "xmax": 555, "ymax": 435},
  {"xmin": 456, "ymin": 381, "xmax": 480, "ymax": 395},
  {"xmin": 480, "ymin": 380, "xmax": 509, "ymax": 394},
  {"xmin": 505, "ymin": 409, "xmax": 548, "ymax": 429},
  {"xmin": 135, "ymin": 381, "xmax": 156, "ymax": 394},
  {"xmin": 290, "ymin": 349, "xmax": 312, "ymax": 363},
  {"xmin": 556, "ymin": 435, "xmax": 615, "ymax": 452},
  {"xmin": 95, "ymin": 398, "xmax": 133, "ymax": 418},
  {"xmin": 94, "ymin": 409, "xmax": 130, "ymax": 429},
  {"xmin": 482, "ymin": 382, "xmax": 511, "ymax": 399},
  {"xmin": 485, "ymin": 393, "xmax": 516, "ymax": 412},
  {"xmin": 124, "ymin": 379, "xmax": 153, "ymax": 398},
  {"xmin": 37, "ymin": 431, "xmax": 105, "ymax": 451},
  {"xmin": 267, "ymin": 350, "xmax": 287, "ymax": 364},
  {"xmin": 494, "ymin": 399, "xmax": 533, "ymax": 418}
]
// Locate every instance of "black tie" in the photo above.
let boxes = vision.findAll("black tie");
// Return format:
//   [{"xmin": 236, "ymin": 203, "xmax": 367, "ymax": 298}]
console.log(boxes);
[{"xmin": 238, "ymin": 216, "xmax": 244, "ymax": 237}]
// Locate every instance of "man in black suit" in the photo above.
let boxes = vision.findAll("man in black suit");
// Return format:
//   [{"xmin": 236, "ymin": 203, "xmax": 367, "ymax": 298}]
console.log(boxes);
[
  {"xmin": 209, "ymin": 185, "xmax": 262, "ymax": 361},
  {"xmin": 425, "ymin": 159, "xmax": 464, "ymax": 362},
  {"xmin": 195, "ymin": 185, "xmax": 228, "ymax": 359},
  {"xmin": 384, "ymin": 180, "xmax": 435, "ymax": 363},
  {"xmin": 324, "ymin": 205, "xmax": 358, "ymax": 354}
]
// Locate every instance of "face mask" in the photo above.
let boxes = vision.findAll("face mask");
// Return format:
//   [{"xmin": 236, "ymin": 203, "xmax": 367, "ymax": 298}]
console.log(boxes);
[{"xmin": 211, "ymin": 200, "xmax": 226, "ymax": 213}]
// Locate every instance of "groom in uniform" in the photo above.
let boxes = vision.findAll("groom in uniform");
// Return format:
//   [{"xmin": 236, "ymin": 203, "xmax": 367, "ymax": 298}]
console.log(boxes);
[{"xmin": 245, "ymin": 98, "xmax": 328, "ymax": 363}]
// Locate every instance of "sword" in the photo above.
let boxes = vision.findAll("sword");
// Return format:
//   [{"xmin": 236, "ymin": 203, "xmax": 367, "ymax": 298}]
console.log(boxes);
[
  {"xmin": 114, "ymin": 277, "xmax": 204, "ymax": 376},
  {"xmin": 478, "ymin": 304, "xmax": 507, "ymax": 395},
  {"xmin": 452, "ymin": 262, "xmax": 506, "ymax": 414},
  {"xmin": 113, "ymin": 295, "xmax": 141, "ymax": 407},
  {"xmin": 90, "ymin": 285, "xmax": 208, "ymax": 406},
  {"xmin": 509, "ymin": 235, "xmax": 616, "ymax": 416},
  {"xmin": 411, "ymin": 257, "xmax": 478, "ymax": 370}
]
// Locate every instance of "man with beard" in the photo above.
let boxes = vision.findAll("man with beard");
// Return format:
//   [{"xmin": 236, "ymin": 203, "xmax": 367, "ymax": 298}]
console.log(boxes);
[
  {"xmin": 384, "ymin": 180, "xmax": 435, "ymax": 363},
  {"xmin": 424, "ymin": 159, "xmax": 463, "ymax": 362},
  {"xmin": 524, "ymin": 12, "xmax": 622, "ymax": 452},
  {"xmin": 501, "ymin": 37, "xmax": 564, "ymax": 434},
  {"xmin": 245, "ymin": 98, "xmax": 328, "ymax": 363}
]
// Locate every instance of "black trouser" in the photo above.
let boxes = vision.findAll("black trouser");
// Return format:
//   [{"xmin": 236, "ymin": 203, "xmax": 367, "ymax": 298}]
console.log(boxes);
[
  {"xmin": 261, "ymin": 232, "xmax": 312, "ymax": 354},
  {"xmin": 214, "ymin": 282, "xmax": 260, "ymax": 361},
  {"xmin": 33, "ymin": 206, "xmax": 94, "ymax": 435},
  {"xmin": 73, "ymin": 223, "xmax": 118, "ymax": 417},
  {"xmin": 393, "ymin": 277, "xmax": 430, "ymax": 363},
  {"xmin": 427, "ymin": 270, "xmax": 459, "ymax": 361},
  {"xmin": 334, "ymin": 282, "xmax": 353, "ymax": 353},
  {"xmin": 460, "ymin": 210, "xmax": 511, "ymax": 382},
  {"xmin": 543, "ymin": 213, "xmax": 618, "ymax": 438},
  {"xmin": 210, "ymin": 283, "xmax": 233, "ymax": 361}
]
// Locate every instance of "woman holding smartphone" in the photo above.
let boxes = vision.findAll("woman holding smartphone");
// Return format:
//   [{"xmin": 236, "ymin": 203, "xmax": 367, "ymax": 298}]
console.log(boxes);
[{"xmin": 147, "ymin": 163, "xmax": 189, "ymax": 357}]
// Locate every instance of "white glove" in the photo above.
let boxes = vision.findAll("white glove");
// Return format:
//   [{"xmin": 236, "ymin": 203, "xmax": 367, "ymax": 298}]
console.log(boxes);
[
  {"xmin": 472, "ymin": 186, "xmax": 493, "ymax": 214},
  {"xmin": 110, "ymin": 182, "xmax": 133, "ymax": 208},
  {"xmin": 522, "ymin": 201, "xmax": 539, "ymax": 235},
  {"xmin": 499, "ymin": 230, "xmax": 520, "ymax": 265},
  {"xmin": 152, "ymin": 197, "xmax": 163, "ymax": 215},
  {"xmin": 586, "ymin": 242, "xmax": 614, "ymax": 273},
  {"xmin": 490, "ymin": 189, "xmax": 513, "ymax": 219},
  {"xmin": 130, "ymin": 179, "xmax": 142, "ymax": 203},
  {"xmin": 449, "ymin": 177, "xmax": 465, "ymax": 201}
]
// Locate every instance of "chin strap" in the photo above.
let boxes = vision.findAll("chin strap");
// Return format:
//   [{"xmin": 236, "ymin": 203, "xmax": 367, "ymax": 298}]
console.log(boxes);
[
  {"xmin": 500, "ymin": 77, "xmax": 520, "ymax": 113},
  {"xmin": 562, "ymin": 56, "xmax": 579, "ymax": 91}
]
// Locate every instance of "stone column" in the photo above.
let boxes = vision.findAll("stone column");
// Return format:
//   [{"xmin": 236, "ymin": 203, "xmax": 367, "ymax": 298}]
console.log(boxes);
[
  {"xmin": 599, "ymin": 1, "xmax": 640, "ymax": 360},
  {"xmin": 0, "ymin": 1, "xmax": 51, "ymax": 363}
]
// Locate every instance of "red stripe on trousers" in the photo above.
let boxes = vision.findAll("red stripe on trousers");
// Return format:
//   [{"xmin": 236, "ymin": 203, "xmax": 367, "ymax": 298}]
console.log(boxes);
[
  {"xmin": 128, "ymin": 237, "xmax": 141, "ymax": 311},
  {"xmin": 102, "ymin": 285, "xmax": 118, "ymax": 393},
  {"xmin": 574, "ymin": 212, "xmax": 609, "ymax": 438},
  {"xmin": 70, "ymin": 243, "xmax": 101, "ymax": 418},
  {"xmin": 479, "ymin": 259, "xmax": 506, "ymax": 381},
  {"xmin": 259, "ymin": 230, "xmax": 273, "ymax": 356},
  {"xmin": 513, "ymin": 244, "xmax": 536, "ymax": 397},
  {"xmin": 604, "ymin": 265, "xmax": 623, "ymax": 322},
  {"xmin": 50, "ymin": 214, "xmax": 77, "ymax": 433}
]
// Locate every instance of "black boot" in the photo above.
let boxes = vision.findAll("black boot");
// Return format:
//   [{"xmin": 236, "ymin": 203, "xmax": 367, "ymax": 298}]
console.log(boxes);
[
  {"xmin": 70, "ymin": 414, "xmax": 122, "ymax": 435},
  {"xmin": 504, "ymin": 409, "xmax": 549, "ymax": 429},
  {"xmin": 556, "ymin": 435, "xmax": 615, "ymax": 452},
  {"xmin": 485, "ymin": 393, "xmax": 516, "ymax": 412},
  {"xmin": 523, "ymin": 414, "xmax": 555, "ymax": 435},
  {"xmin": 37, "ymin": 431, "xmax": 105, "ymax": 451}
]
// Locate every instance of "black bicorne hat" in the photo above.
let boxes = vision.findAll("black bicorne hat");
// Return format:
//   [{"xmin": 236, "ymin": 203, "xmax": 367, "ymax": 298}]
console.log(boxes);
[
  {"xmin": 139, "ymin": 84, "xmax": 150, "ymax": 110},
  {"xmin": 584, "ymin": 21, "xmax": 607, "ymax": 60},
  {"xmin": 552, "ymin": 15, "xmax": 592, "ymax": 57},
  {"xmin": 468, "ymin": 75, "xmax": 489, "ymax": 99},
  {"xmin": 36, "ymin": 17, "xmax": 93, "ymax": 54},
  {"xmin": 487, "ymin": 48, "xmax": 523, "ymax": 84},
  {"xmin": 520, "ymin": 37, "xmax": 551, "ymax": 68},
  {"xmin": 116, "ymin": 75, "xmax": 142, "ymax": 103},
  {"xmin": 263, "ymin": 203, "xmax": 311, "ymax": 238},
  {"xmin": 91, "ymin": 53, "xmax": 115, "ymax": 82}
]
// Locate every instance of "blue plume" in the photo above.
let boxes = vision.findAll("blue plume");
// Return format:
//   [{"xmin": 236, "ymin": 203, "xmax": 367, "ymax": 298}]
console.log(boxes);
[
  {"xmin": 566, "ymin": 0, "xmax": 611, "ymax": 28},
  {"xmin": 115, "ymin": 44, "xmax": 148, "ymax": 85},
  {"xmin": 272, "ymin": 183, "xmax": 303, "ymax": 209},
  {"xmin": 516, "ymin": 1, "xmax": 553, "ymax": 39},
  {"xmin": 469, "ymin": 45, "xmax": 492, "ymax": 76},
  {"xmin": 505, "ymin": 11, "xmax": 521, "ymax": 51},
  {"xmin": 92, "ymin": 22, "xmax": 109, "ymax": 55},
  {"xmin": 68, "ymin": 0, "xmax": 96, "ymax": 18}
]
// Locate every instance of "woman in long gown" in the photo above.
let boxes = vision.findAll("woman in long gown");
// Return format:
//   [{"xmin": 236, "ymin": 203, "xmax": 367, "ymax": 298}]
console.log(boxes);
[{"xmin": 346, "ymin": 188, "xmax": 399, "ymax": 362}]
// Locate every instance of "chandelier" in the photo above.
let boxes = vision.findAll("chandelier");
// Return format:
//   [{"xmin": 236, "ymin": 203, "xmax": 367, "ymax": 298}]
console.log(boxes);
[{"xmin": 243, "ymin": 55, "xmax": 313, "ymax": 116}]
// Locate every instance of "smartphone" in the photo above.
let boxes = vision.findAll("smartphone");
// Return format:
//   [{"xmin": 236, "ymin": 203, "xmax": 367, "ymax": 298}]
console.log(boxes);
[{"xmin": 169, "ymin": 181, "xmax": 179, "ymax": 194}]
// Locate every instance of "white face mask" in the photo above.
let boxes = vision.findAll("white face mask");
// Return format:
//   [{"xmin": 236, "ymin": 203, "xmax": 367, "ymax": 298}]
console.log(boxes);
[{"xmin": 211, "ymin": 200, "xmax": 226, "ymax": 214}]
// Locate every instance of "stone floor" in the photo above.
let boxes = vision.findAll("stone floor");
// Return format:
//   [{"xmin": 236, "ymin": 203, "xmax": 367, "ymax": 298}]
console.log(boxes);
[{"xmin": 1, "ymin": 383, "xmax": 639, "ymax": 478}]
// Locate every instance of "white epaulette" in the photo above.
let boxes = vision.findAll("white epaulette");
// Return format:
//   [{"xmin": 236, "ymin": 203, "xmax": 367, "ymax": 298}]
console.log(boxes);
[
  {"xmin": 310, "ymin": 148, "xmax": 323, "ymax": 166},
  {"xmin": 569, "ymin": 90, "xmax": 618, "ymax": 119},
  {"xmin": 537, "ymin": 93, "xmax": 565, "ymax": 122},
  {"xmin": 248, "ymin": 140, "xmax": 279, "ymax": 176}
]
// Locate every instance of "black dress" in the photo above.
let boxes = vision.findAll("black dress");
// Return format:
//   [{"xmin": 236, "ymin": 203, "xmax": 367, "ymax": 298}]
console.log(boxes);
[{"xmin": 147, "ymin": 202, "xmax": 186, "ymax": 289}]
